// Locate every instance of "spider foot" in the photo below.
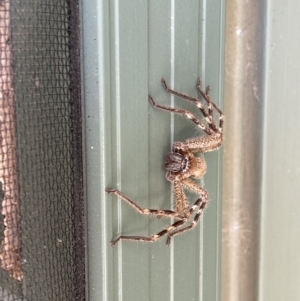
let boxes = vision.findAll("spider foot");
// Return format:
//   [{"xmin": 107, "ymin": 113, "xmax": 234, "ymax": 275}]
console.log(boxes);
[
  {"xmin": 196, "ymin": 77, "xmax": 202, "ymax": 88},
  {"xmin": 196, "ymin": 78, "xmax": 210, "ymax": 96},
  {"xmin": 205, "ymin": 85, "xmax": 211, "ymax": 95},
  {"xmin": 161, "ymin": 78, "xmax": 168, "ymax": 90},
  {"xmin": 105, "ymin": 188, "xmax": 117, "ymax": 194},
  {"xmin": 110, "ymin": 236, "xmax": 121, "ymax": 246},
  {"xmin": 148, "ymin": 95, "xmax": 156, "ymax": 107}
]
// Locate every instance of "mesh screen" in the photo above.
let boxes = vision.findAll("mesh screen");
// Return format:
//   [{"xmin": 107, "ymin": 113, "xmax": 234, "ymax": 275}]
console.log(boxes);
[{"xmin": 0, "ymin": 0, "xmax": 85, "ymax": 300}]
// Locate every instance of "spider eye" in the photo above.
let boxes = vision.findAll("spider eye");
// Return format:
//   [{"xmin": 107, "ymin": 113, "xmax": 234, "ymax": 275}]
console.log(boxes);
[{"xmin": 165, "ymin": 153, "xmax": 189, "ymax": 173}]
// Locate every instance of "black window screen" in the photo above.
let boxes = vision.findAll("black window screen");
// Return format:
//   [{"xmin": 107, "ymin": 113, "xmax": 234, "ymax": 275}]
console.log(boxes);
[{"xmin": 0, "ymin": 1, "xmax": 85, "ymax": 300}]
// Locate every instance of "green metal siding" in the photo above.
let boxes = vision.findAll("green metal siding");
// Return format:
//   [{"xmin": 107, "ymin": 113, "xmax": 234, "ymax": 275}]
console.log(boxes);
[{"xmin": 82, "ymin": 1, "xmax": 225, "ymax": 300}]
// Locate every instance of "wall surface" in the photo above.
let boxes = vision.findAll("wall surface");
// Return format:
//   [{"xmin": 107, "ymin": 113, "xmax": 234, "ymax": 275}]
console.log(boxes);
[{"xmin": 82, "ymin": 1, "xmax": 225, "ymax": 300}]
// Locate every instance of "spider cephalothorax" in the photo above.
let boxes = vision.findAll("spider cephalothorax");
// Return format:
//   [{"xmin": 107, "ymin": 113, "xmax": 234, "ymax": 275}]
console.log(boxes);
[
  {"xmin": 106, "ymin": 78, "xmax": 224, "ymax": 246},
  {"xmin": 165, "ymin": 152, "xmax": 190, "ymax": 173},
  {"xmin": 165, "ymin": 151, "xmax": 207, "ymax": 182}
]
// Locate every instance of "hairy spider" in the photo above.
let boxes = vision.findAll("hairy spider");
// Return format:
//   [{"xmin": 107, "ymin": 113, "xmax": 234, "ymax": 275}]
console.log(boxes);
[{"xmin": 106, "ymin": 78, "xmax": 224, "ymax": 246}]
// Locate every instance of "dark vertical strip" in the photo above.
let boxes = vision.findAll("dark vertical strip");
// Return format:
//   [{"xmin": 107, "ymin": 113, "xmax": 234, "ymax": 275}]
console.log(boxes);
[{"xmin": 68, "ymin": 1, "xmax": 86, "ymax": 300}]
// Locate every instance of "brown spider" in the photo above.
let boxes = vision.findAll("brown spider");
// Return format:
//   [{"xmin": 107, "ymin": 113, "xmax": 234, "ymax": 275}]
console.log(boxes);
[{"xmin": 106, "ymin": 78, "xmax": 224, "ymax": 246}]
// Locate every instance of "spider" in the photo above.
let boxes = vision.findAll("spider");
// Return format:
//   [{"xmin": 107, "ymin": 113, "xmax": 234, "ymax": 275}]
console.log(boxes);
[{"xmin": 106, "ymin": 78, "xmax": 224, "ymax": 246}]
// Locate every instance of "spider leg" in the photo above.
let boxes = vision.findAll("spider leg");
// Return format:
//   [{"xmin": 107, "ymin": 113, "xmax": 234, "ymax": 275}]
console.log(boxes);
[
  {"xmin": 173, "ymin": 181, "xmax": 190, "ymax": 218},
  {"xmin": 196, "ymin": 78, "xmax": 224, "ymax": 133},
  {"xmin": 106, "ymin": 188, "xmax": 182, "ymax": 219},
  {"xmin": 172, "ymin": 132, "xmax": 222, "ymax": 153},
  {"xmin": 196, "ymin": 79, "xmax": 213, "ymax": 118},
  {"xmin": 161, "ymin": 79, "xmax": 215, "ymax": 128},
  {"xmin": 110, "ymin": 219, "xmax": 187, "ymax": 246},
  {"xmin": 108, "ymin": 182, "xmax": 192, "ymax": 246},
  {"xmin": 166, "ymin": 178, "xmax": 209, "ymax": 245},
  {"xmin": 156, "ymin": 181, "xmax": 189, "ymax": 220},
  {"xmin": 166, "ymin": 204, "xmax": 203, "ymax": 246},
  {"xmin": 149, "ymin": 96, "xmax": 214, "ymax": 136}
]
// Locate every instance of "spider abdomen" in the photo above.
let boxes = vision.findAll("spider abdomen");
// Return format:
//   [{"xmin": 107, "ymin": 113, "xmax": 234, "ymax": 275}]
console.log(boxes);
[{"xmin": 193, "ymin": 157, "xmax": 207, "ymax": 179}]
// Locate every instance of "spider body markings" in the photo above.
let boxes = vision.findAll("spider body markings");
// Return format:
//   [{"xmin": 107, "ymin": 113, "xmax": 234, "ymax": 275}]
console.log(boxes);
[{"xmin": 106, "ymin": 78, "xmax": 224, "ymax": 246}]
